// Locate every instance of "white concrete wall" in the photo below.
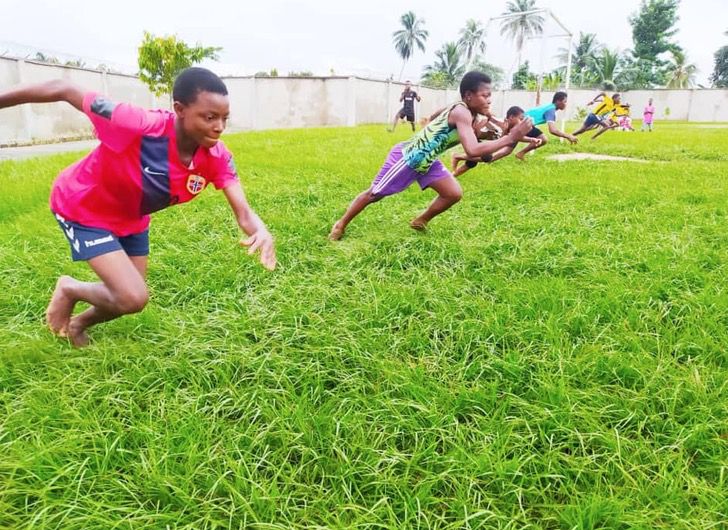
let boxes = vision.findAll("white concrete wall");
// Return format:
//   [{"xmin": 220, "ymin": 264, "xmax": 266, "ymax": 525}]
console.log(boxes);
[{"xmin": 2, "ymin": 56, "xmax": 728, "ymax": 145}]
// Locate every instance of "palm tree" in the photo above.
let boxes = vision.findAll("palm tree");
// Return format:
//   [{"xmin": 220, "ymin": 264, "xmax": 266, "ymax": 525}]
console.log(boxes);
[
  {"xmin": 499, "ymin": 0, "xmax": 544, "ymax": 67},
  {"xmin": 422, "ymin": 42, "xmax": 466, "ymax": 88},
  {"xmin": 458, "ymin": 19, "xmax": 486, "ymax": 69},
  {"xmin": 392, "ymin": 11, "xmax": 429, "ymax": 80},
  {"xmin": 666, "ymin": 50, "xmax": 698, "ymax": 88},
  {"xmin": 555, "ymin": 32, "xmax": 602, "ymax": 86},
  {"xmin": 591, "ymin": 48, "xmax": 622, "ymax": 90}
]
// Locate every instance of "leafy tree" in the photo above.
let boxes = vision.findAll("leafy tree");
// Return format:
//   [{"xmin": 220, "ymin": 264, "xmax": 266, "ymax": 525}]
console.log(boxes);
[
  {"xmin": 511, "ymin": 61, "xmax": 536, "ymax": 89},
  {"xmin": 623, "ymin": 0, "xmax": 682, "ymax": 88},
  {"xmin": 392, "ymin": 12, "xmax": 428, "ymax": 81},
  {"xmin": 555, "ymin": 32, "xmax": 602, "ymax": 87},
  {"xmin": 137, "ymin": 31, "xmax": 221, "ymax": 98},
  {"xmin": 470, "ymin": 57, "xmax": 505, "ymax": 87},
  {"xmin": 458, "ymin": 19, "xmax": 487, "ymax": 69},
  {"xmin": 500, "ymin": 0, "xmax": 544, "ymax": 67},
  {"xmin": 665, "ymin": 50, "xmax": 697, "ymax": 88},
  {"xmin": 711, "ymin": 45, "xmax": 728, "ymax": 87},
  {"xmin": 33, "ymin": 52, "xmax": 59, "ymax": 64},
  {"xmin": 422, "ymin": 42, "xmax": 465, "ymax": 89},
  {"xmin": 591, "ymin": 49, "xmax": 622, "ymax": 90}
]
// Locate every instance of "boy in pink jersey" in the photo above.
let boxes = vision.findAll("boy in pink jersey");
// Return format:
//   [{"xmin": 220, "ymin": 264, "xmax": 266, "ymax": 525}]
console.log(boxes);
[{"xmin": 0, "ymin": 68, "xmax": 276, "ymax": 347}]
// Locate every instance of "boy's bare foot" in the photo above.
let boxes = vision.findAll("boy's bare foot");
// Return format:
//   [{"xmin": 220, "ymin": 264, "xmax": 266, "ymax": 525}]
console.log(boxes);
[
  {"xmin": 46, "ymin": 276, "xmax": 76, "ymax": 337},
  {"xmin": 67, "ymin": 317, "xmax": 90, "ymax": 348},
  {"xmin": 515, "ymin": 152, "xmax": 526, "ymax": 161},
  {"xmin": 409, "ymin": 219, "xmax": 428, "ymax": 231},
  {"xmin": 328, "ymin": 222, "xmax": 345, "ymax": 241}
]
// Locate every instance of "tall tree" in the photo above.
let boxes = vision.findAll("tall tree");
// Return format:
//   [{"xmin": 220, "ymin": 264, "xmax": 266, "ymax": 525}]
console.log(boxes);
[
  {"xmin": 591, "ymin": 49, "xmax": 622, "ymax": 90},
  {"xmin": 556, "ymin": 32, "xmax": 602, "ymax": 87},
  {"xmin": 499, "ymin": 0, "xmax": 544, "ymax": 67},
  {"xmin": 511, "ymin": 61, "xmax": 536, "ymax": 89},
  {"xmin": 712, "ymin": 45, "xmax": 728, "ymax": 87},
  {"xmin": 458, "ymin": 19, "xmax": 487, "ymax": 69},
  {"xmin": 137, "ymin": 32, "xmax": 221, "ymax": 100},
  {"xmin": 422, "ymin": 42, "xmax": 465, "ymax": 89},
  {"xmin": 665, "ymin": 50, "xmax": 697, "ymax": 88},
  {"xmin": 392, "ymin": 12, "xmax": 428, "ymax": 81},
  {"xmin": 624, "ymin": 0, "xmax": 682, "ymax": 88},
  {"xmin": 471, "ymin": 57, "xmax": 505, "ymax": 87}
]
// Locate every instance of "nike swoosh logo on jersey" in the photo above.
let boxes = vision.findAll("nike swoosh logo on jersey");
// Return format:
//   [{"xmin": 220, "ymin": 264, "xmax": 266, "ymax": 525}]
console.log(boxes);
[{"xmin": 143, "ymin": 166, "xmax": 167, "ymax": 176}]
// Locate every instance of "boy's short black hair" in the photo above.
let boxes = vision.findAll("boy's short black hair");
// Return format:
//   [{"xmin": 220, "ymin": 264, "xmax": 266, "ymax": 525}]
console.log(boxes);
[
  {"xmin": 506, "ymin": 105, "xmax": 524, "ymax": 118},
  {"xmin": 612, "ymin": 93, "xmax": 621, "ymax": 99},
  {"xmin": 173, "ymin": 67, "xmax": 228, "ymax": 105},
  {"xmin": 460, "ymin": 71, "xmax": 492, "ymax": 98},
  {"xmin": 553, "ymin": 91, "xmax": 568, "ymax": 104}
]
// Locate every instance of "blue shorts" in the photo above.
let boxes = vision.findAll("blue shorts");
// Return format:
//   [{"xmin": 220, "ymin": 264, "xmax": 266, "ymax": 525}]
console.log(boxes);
[
  {"xmin": 53, "ymin": 212, "xmax": 149, "ymax": 261},
  {"xmin": 584, "ymin": 113, "xmax": 604, "ymax": 128}
]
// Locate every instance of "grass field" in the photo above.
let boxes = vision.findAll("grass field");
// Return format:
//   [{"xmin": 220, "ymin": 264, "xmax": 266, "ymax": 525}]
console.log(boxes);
[{"xmin": 1, "ymin": 122, "xmax": 727, "ymax": 529}]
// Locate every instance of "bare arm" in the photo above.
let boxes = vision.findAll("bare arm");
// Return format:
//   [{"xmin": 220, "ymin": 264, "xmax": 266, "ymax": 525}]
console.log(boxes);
[
  {"xmin": 547, "ymin": 121, "xmax": 578, "ymax": 144},
  {"xmin": 451, "ymin": 105, "xmax": 532, "ymax": 158},
  {"xmin": 0, "ymin": 80, "xmax": 84, "ymax": 111},
  {"xmin": 223, "ymin": 182, "xmax": 276, "ymax": 271}
]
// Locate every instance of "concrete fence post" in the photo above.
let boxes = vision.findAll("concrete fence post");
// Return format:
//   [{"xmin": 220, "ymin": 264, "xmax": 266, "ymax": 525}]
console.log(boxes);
[
  {"xmin": 347, "ymin": 76, "xmax": 357, "ymax": 127},
  {"xmin": 16, "ymin": 60, "xmax": 33, "ymax": 143}
]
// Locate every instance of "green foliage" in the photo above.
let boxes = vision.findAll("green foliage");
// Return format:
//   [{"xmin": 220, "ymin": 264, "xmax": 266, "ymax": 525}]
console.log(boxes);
[
  {"xmin": 457, "ymin": 19, "xmax": 486, "ymax": 68},
  {"xmin": 556, "ymin": 32, "xmax": 602, "ymax": 87},
  {"xmin": 1, "ymin": 123, "xmax": 727, "ymax": 528},
  {"xmin": 287, "ymin": 71, "xmax": 314, "ymax": 78},
  {"xmin": 392, "ymin": 11, "xmax": 428, "ymax": 80},
  {"xmin": 665, "ymin": 50, "xmax": 697, "ymax": 89},
  {"xmin": 421, "ymin": 42, "xmax": 465, "ymax": 89},
  {"xmin": 470, "ymin": 57, "xmax": 505, "ymax": 88},
  {"xmin": 137, "ymin": 31, "xmax": 221, "ymax": 98},
  {"xmin": 500, "ymin": 0, "xmax": 545, "ymax": 65},
  {"xmin": 511, "ymin": 60, "xmax": 536, "ymax": 89},
  {"xmin": 254, "ymin": 68, "xmax": 279, "ymax": 78},
  {"xmin": 623, "ymin": 0, "xmax": 682, "ymax": 88},
  {"xmin": 711, "ymin": 46, "xmax": 728, "ymax": 88},
  {"xmin": 591, "ymin": 48, "xmax": 623, "ymax": 90}
]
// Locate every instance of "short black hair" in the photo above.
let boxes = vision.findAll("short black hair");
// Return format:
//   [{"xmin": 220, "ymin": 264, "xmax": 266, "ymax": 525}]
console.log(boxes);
[
  {"xmin": 173, "ymin": 67, "xmax": 228, "ymax": 105},
  {"xmin": 613, "ymin": 93, "xmax": 621, "ymax": 99},
  {"xmin": 506, "ymin": 105, "xmax": 524, "ymax": 118},
  {"xmin": 553, "ymin": 91, "xmax": 568, "ymax": 104},
  {"xmin": 459, "ymin": 71, "xmax": 492, "ymax": 98}
]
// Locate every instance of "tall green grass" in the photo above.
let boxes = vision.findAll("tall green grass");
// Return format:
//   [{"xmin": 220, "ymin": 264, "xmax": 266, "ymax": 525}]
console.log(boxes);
[{"xmin": 0, "ymin": 122, "xmax": 726, "ymax": 529}]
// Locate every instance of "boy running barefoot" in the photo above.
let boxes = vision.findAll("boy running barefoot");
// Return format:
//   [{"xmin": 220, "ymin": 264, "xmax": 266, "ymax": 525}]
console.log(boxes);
[
  {"xmin": 0, "ymin": 67, "xmax": 276, "ymax": 347},
  {"xmin": 328, "ymin": 71, "xmax": 532, "ymax": 240}
]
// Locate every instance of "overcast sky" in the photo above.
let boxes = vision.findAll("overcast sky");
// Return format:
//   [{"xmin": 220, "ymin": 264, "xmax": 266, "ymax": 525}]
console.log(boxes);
[{"xmin": 2, "ymin": 0, "xmax": 726, "ymax": 85}]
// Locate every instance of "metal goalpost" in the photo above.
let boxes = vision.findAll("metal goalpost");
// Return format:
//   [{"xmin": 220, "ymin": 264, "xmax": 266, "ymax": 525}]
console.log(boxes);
[{"xmin": 483, "ymin": 8, "xmax": 574, "ymax": 133}]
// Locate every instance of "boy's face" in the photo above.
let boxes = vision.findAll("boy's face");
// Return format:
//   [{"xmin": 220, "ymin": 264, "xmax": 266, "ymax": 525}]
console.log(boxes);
[
  {"xmin": 613, "ymin": 94, "xmax": 621, "ymax": 104},
  {"xmin": 555, "ymin": 98, "xmax": 567, "ymax": 110},
  {"xmin": 507, "ymin": 113, "xmax": 524, "ymax": 127},
  {"xmin": 175, "ymin": 90, "xmax": 230, "ymax": 148},
  {"xmin": 465, "ymin": 83, "xmax": 491, "ymax": 115}
]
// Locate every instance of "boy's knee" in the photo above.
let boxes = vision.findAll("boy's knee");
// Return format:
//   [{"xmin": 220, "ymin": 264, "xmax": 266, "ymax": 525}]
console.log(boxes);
[
  {"xmin": 115, "ymin": 287, "xmax": 149, "ymax": 314},
  {"xmin": 443, "ymin": 186, "xmax": 463, "ymax": 203},
  {"xmin": 539, "ymin": 136, "xmax": 548, "ymax": 145}
]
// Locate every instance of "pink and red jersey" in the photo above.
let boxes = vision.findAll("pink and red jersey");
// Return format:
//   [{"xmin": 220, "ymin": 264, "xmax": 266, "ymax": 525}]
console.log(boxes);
[{"xmin": 50, "ymin": 92, "xmax": 239, "ymax": 236}]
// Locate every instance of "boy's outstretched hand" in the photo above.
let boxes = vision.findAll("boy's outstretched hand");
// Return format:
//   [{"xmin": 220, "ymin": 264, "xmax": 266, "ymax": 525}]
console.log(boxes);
[{"xmin": 241, "ymin": 230, "xmax": 277, "ymax": 270}]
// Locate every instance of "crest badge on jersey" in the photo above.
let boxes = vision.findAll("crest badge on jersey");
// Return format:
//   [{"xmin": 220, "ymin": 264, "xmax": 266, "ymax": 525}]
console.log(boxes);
[{"xmin": 186, "ymin": 174, "xmax": 206, "ymax": 195}]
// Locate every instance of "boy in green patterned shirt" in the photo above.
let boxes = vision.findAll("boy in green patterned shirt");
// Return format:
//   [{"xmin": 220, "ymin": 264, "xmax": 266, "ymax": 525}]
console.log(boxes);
[{"xmin": 329, "ymin": 71, "xmax": 532, "ymax": 240}]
